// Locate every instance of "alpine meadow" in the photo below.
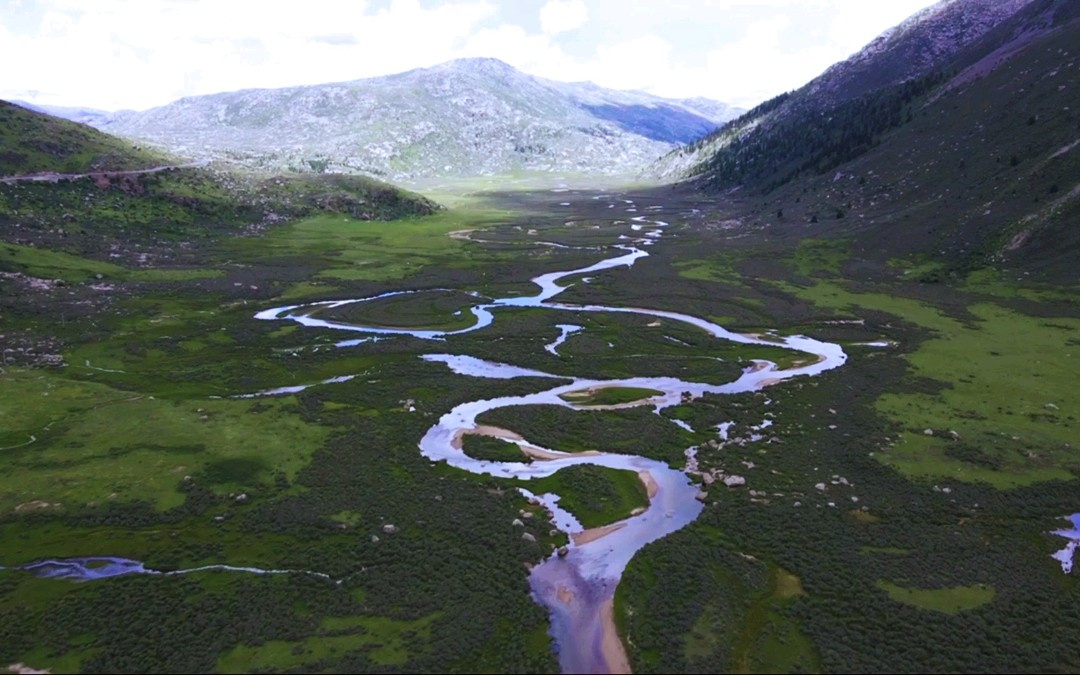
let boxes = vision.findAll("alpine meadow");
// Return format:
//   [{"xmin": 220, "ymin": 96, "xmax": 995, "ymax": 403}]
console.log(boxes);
[{"xmin": 1, "ymin": 0, "xmax": 1078, "ymax": 673}]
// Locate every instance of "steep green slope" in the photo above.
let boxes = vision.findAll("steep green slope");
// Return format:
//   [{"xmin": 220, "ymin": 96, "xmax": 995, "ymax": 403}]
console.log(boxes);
[
  {"xmin": 670, "ymin": 0, "xmax": 1079, "ymax": 278},
  {"xmin": 0, "ymin": 100, "xmax": 167, "ymax": 175},
  {"xmin": 0, "ymin": 105, "xmax": 439, "ymax": 268}
]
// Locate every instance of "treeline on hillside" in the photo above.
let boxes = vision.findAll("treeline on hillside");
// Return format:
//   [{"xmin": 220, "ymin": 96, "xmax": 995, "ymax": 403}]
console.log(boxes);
[{"xmin": 692, "ymin": 72, "xmax": 945, "ymax": 193}]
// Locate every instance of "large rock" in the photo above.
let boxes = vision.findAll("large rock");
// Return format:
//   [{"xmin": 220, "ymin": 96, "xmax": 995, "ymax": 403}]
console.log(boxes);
[{"xmin": 723, "ymin": 475, "xmax": 746, "ymax": 487}]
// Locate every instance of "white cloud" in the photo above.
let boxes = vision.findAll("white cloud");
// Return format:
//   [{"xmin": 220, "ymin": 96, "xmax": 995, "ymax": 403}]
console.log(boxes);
[
  {"xmin": 539, "ymin": 0, "xmax": 588, "ymax": 35},
  {"xmin": 0, "ymin": 0, "xmax": 947, "ymax": 111},
  {"xmin": 0, "ymin": 0, "xmax": 498, "ymax": 110}
]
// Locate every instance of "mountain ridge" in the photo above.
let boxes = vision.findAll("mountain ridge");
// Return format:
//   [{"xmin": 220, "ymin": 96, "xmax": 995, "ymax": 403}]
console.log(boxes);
[
  {"xmin": 661, "ymin": 0, "xmax": 1079, "ymax": 279},
  {"xmin": 53, "ymin": 58, "xmax": 743, "ymax": 181}
]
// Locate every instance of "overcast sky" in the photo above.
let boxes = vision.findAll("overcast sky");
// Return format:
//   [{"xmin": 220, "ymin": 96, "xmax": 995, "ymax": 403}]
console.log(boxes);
[{"xmin": 1, "ymin": 0, "xmax": 944, "ymax": 112}]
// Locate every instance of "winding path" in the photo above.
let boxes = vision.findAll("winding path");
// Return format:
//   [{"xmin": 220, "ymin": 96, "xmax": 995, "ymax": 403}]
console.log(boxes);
[{"xmin": 0, "ymin": 160, "xmax": 208, "ymax": 185}]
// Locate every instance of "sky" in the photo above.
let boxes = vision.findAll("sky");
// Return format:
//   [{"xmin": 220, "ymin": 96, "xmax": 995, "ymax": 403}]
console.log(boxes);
[{"xmin": 0, "ymin": 0, "xmax": 945, "ymax": 112}]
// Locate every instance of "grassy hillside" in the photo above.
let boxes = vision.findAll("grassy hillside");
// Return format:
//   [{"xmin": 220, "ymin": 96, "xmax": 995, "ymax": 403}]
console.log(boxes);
[
  {"xmin": 0, "ymin": 106, "xmax": 440, "ymax": 269},
  {"xmin": 0, "ymin": 100, "xmax": 168, "ymax": 175}
]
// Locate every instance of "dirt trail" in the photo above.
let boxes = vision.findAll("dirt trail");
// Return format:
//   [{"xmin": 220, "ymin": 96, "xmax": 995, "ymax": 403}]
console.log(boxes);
[{"xmin": 0, "ymin": 160, "xmax": 208, "ymax": 185}]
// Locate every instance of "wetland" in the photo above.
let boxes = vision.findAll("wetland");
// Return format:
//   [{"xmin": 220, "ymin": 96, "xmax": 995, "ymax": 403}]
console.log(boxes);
[{"xmin": 1, "ymin": 180, "xmax": 1078, "ymax": 674}]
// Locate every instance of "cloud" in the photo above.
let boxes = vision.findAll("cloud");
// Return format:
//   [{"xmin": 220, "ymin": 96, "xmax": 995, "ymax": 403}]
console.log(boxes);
[
  {"xmin": 0, "ymin": 0, "xmax": 499, "ymax": 110},
  {"xmin": 539, "ymin": 0, "xmax": 588, "ymax": 35},
  {"xmin": 0, "ymin": 0, "xmax": 946, "ymax": 111}
]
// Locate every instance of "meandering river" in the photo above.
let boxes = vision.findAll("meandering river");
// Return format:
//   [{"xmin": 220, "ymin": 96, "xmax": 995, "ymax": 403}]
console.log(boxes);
[
  {"xmin": 254, "ymin": 202, "xmax": 847, "ymax": 672},
  {"xmin": 13, "ymin": 198, "xmax": 850, "ymax": 673}
]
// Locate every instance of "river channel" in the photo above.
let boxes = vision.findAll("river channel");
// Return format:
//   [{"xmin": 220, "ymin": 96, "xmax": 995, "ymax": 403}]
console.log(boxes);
[
  {"xmin": 254, "ymin": 202, "xmax": 848, "ymax": 672},
  {"xmin": 12, "ymin": 198, "xmax": 848, "ymax": 673}
]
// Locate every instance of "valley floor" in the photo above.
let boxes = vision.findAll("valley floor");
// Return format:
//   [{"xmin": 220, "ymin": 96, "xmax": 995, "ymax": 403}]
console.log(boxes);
[{"xmin": 1, "ymin": 179, "xmax": 1078, "ymax": 673}]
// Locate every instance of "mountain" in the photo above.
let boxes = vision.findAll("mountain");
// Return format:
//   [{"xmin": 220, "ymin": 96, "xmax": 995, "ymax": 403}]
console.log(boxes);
[
  {"xmin": 0, "ymin": 100, "xmax": 168, "ymax": 175},
  {"xmin": 0, "ymin": 102, "xmax": 438, "ymax": 268},
  {"xmin": 85, "ymin": 58, "xmax": 742, "ymax": 180},
  {"xmin": 653, "ymin": 0, "xmax": 1038, "ymax": 181},
  {"xmin": 10, "ymin": 100, "xmax": 120, "ymax": 128},
  {"xmin": 657, "ymin": 0, "xmax": 1078, "ymax": 277}
]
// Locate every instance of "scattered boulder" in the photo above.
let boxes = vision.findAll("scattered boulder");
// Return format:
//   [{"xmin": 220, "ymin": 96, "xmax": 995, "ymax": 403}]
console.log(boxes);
[
  {"xmin": 522, "ymin": 533, "xmax": 537, "ymax": 543},
  {"xmin": 814, "ymin": 482, "xmax": 827, "ymax": 491},
  {"xmin": 512, "ymin": 518, "xmax": 525, "ymax": 527},
  {"xmin": 234, "ymin": 493, "xmax": 248, "ymax": 503},
  {"xmin": 557, "ymin": 546, "xmax": 569, "ymax": 557},
  {"xmin": 723, "ymin": 475, "xmax": 746, "ymax": 487},
  {"xmin": 382, "ymin": 523, "xmax": 398, "ymax": 534},
  {"xmin": 923, "ymin": 428, "xmax": 934, "ymax": 436},
  {"xmin": 695, "ymin": 490, "xmax": 709, "ymax": 502},
  {"xmin": 371, "ymin": 535, "xmax": 380, "ymax": 543}
]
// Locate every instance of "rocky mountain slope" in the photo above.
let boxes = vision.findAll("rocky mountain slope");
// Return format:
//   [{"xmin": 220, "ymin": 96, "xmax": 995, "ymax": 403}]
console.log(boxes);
[
  {"xmin": 84, "ymin": 58, "xmax": 741, "ymax": 181},
  {"xmin": 659, "ymin": 0, "xmax": 1078, "ymax": 278}
]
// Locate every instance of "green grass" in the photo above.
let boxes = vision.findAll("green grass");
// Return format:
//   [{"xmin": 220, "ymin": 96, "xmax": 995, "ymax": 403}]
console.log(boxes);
[
  {"xmin": 235, "ymin": 209, "xmax": 516, "ymax": 284},
  {"xmin": 216, "ymin": 612, "xmax": 439, "ymax": 672},
  {"xmin": 877, "ymin": 580, "xmax": 996, "ymax": 614},
  {"xmin": 876, "ymin": 302, "xmax": 1079, "ymax": 487},
  {"xmin": 558, "ymin": 386, "xmax": 664, "ymax": 406},
  {"xmin": 888, "ymin": 256, "xmax": 948, "ymax": 283},
  {"xmin": 525, "ymin": 464, "xmax": 648, "ymax": 529},
  {"xmin": 276, "ymin": 280, "xmax": 342, "ymax": 301},
  {"xmin": 733, "ymin": 566, "xmax": 818, "ymax": 674},
  {"xmin": 0, "ymin": 368, "xmax": 328, "ymax": 512},
  {"xmin": 962, "ymin": 267, "xmax": 1080, "ymax": 302},
  {"xmin": 312, "ymin": 290, "xmax": 482, "ymax": 331},
  {"xmin": 791, "ymin": 238, "xmax": 850, "ymax": 278},
  {"xmin": 461, "ymin": 435, "xmax": 530, "ymax": 463},
  {"xmin": 783, "ymin": 280, "xmax": 1080, "ymax": 486},
  {"xmin": 0, "ymin": 100, "xmax": 166, "ymax": 175},
  {"xmin": 0, "ymin": 242, "xmax": 221, "ymax": 282},
  {"xmin": 0, "ymin": 242, "xmax": 122, "ymax": 281},
  {"xmin": 860, "ymin": 546, "xmax": 912, "ymax": 555},
  {"xmin": 676, "ymin": 254, "xmax": 747, "ymax": 287}
]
